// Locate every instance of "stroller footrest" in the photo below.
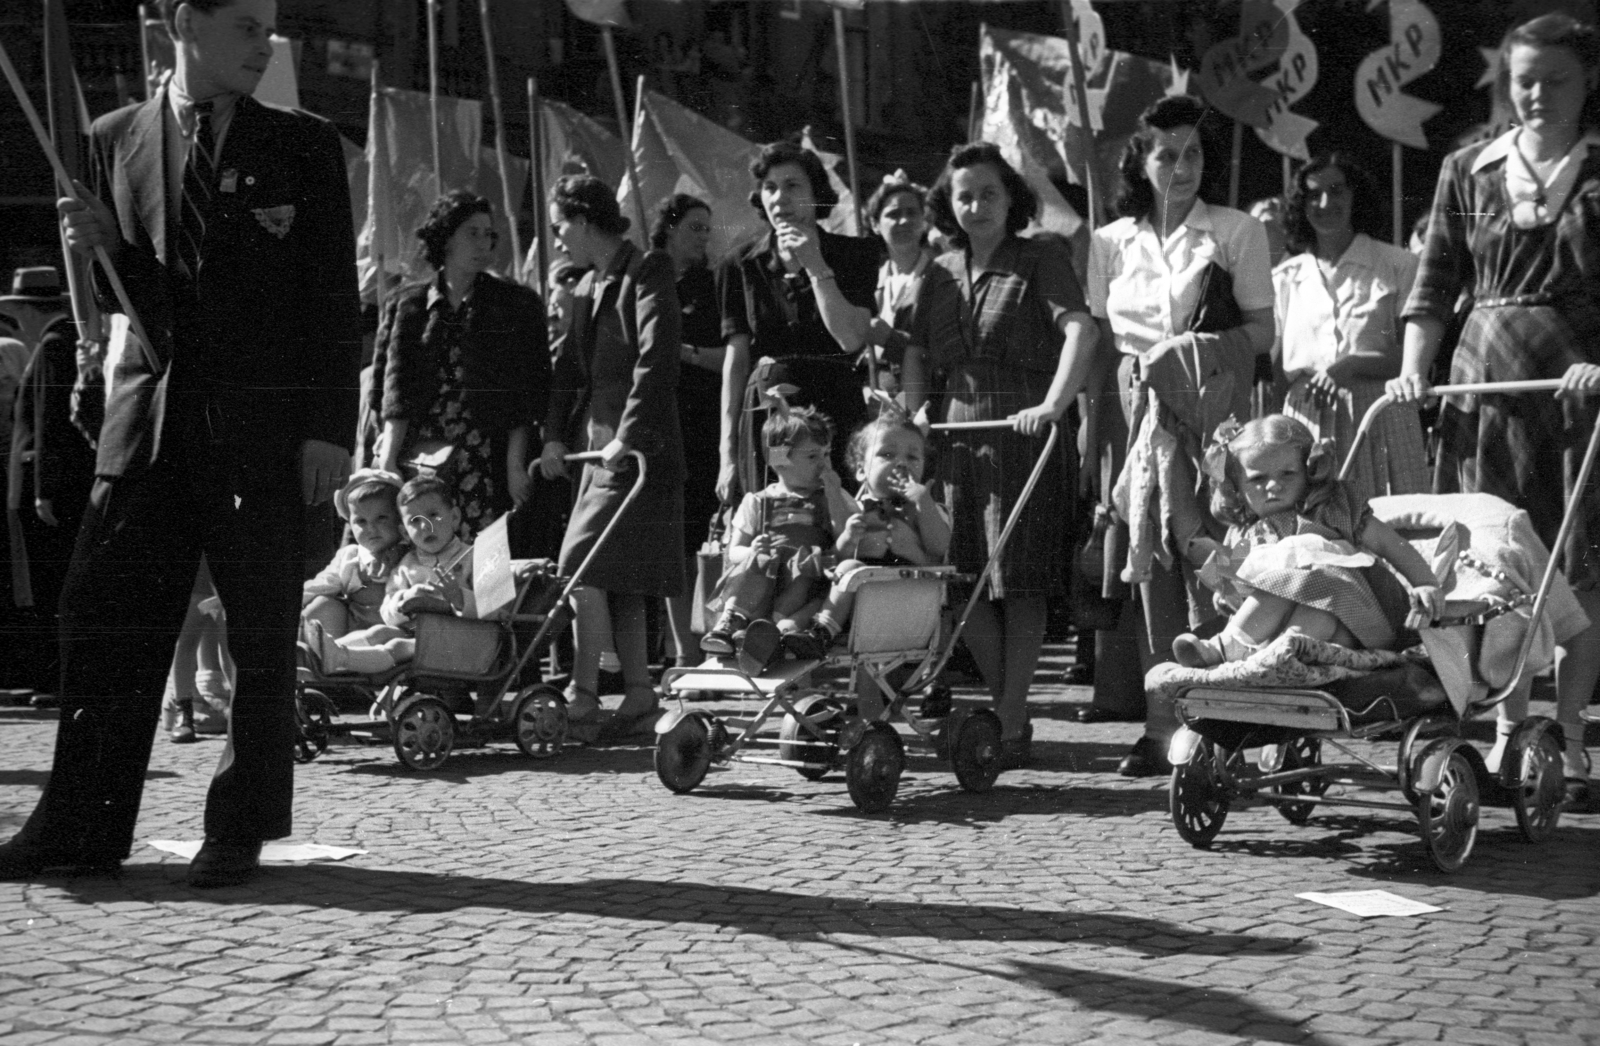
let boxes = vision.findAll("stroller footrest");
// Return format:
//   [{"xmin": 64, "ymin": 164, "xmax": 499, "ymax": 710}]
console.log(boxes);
[{"xmin": 1176, "ymin": 687, "xmax": 1345, "ymax": 732}]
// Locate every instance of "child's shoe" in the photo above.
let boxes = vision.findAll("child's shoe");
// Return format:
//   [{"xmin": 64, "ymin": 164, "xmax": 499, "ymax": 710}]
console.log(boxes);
[
  {"xmin": 737, "ymin": 619, "xmax": 784, "ymax": 676},
  {"xmin": 781, "ymin": 622, "xmax": 836, "ymax": 662},
  {"xmin": 699, "ymin": 611, "xmax": 748, "ymax": 657},
  {"xmin": 1172, "ymin": 633, "xmax": 1225, "ymax": 668}
]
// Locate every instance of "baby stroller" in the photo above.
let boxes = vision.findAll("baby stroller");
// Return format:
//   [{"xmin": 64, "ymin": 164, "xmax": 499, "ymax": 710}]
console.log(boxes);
[
  {"xmin": 293, "ymin": 450, "xmax": 647, "ymax": 771},
  {"xmin": 654, "ymin": 419, "xmax": 1060, "ymax": 813},
  {"xmin": 1161, "ymin": 383, "xmax": 1594, "ymax": 871}
]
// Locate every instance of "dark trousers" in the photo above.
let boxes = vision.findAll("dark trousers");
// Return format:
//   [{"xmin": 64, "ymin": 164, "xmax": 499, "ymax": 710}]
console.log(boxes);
[{"xmin": 17, "ymin": 431, "xmax": 304, "ymax": 859}]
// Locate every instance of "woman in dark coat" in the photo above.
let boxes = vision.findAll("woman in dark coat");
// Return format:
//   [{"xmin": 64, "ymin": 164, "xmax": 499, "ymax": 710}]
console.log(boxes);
[
  {"xmin": 539, "ymin": 176, "xmax": 685, "ymax": 727},
  {"xmin": 377, "ymin": 191, "xmax": 548, "ymax": 536}
]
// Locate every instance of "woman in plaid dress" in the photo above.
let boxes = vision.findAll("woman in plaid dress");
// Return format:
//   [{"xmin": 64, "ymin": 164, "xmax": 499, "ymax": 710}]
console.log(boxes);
[
  {"xmin": 926, "ymin": 143, "xmax": 1100, "ymax": 766},
  {"xmin": 1389, "ymin": 14, "xmax": 1600, "ymax": 803}
]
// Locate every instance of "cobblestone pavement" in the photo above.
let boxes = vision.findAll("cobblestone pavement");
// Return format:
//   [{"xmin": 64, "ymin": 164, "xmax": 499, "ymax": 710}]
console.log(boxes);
[{"xmin": 2, "ymin": 648, "xmax": 1598, "ymax": 1046}]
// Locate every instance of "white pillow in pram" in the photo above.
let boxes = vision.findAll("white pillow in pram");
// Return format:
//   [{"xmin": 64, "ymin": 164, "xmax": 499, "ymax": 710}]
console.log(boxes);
[{"xmin": 1372, "ymin": 493, "xmax": 1591, "ymax": 688}]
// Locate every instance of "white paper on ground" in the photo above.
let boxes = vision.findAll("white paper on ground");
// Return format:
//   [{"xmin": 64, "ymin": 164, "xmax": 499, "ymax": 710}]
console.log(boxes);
[
  {"xmin": 1297, "ymin": 889, "xmax": 1443, "ymax": 917},
  {"xmin": 148, "ymin": 840, "xmax": 367, "ymax": 863}
]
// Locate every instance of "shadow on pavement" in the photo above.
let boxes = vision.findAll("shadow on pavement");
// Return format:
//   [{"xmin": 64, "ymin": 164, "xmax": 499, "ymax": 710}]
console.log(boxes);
[
  {"xmin": 0, "ymin": 769, "xmax": 179, "ymax": 787},
  {"xmin": 62, "ymin": 870, "xmax": 1314, "ymax": 960}
]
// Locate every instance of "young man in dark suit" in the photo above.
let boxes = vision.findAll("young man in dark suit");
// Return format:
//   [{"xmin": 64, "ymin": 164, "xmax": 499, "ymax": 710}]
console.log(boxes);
[{"xmin": 0, "ymin": 0, "xmax": 361, "ymax": 886}]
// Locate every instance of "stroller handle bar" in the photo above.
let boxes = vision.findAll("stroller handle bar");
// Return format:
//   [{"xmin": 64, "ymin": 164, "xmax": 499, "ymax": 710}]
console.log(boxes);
[{"xmin": 1343, "ymin": 380, "xmax": 1600, "ymax": 712}]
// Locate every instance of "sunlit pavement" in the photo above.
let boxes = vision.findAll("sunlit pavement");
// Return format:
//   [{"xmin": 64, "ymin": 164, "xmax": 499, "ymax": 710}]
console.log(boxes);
[{"xmin": 2, "ymin": 645, "xmax": 1597, "ymax": 1046}]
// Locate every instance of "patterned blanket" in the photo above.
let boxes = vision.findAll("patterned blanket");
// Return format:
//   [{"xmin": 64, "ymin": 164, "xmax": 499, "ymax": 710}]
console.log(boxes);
[{"xmin": 1146, "ymin": 631, "xmax": 1426, "ymax": 709}]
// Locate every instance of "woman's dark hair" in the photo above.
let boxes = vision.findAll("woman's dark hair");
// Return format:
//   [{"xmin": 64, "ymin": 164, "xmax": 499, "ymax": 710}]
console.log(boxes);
[
  {"xmin": 1114, "ymin": 95, "xmax": 1223, "ymax": 221},
  {"xmin": 550, "ymin": 174, "xmax": 631, "ymax": 237},
  {"xmin": 926, "ymin": 142, "xmax": 1037, "ymax": 248},
  {"xmin": 649, "ymin": 193, "xmax": 711, "ymax": 250},
  {"xmin": 865, "ymin": 173, "xmax": 927, "ymax": 225},
  {"xmin": 416, "ymin": 190, "xmax": 493, "ymax": 271},
  {"xmin": 1282, "ymin": 152, "xmax": 1384, "ymax": 255},
  {"xmin": 1500, "ymin": 13, "xmax": 1600, "ymax": 128},
  {"xmin": 747, "ymin": 139, "xmax": 838, "ymax": 222}
]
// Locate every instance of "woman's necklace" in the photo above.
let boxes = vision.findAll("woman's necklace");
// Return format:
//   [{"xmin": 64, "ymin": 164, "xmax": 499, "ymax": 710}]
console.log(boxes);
[{"xmin": 1515, "ymin": 128, "xmax": 1580, "ymax": 213}]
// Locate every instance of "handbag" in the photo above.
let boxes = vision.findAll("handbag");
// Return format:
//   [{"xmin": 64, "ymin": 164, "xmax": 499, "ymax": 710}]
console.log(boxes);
[{"xmin": 690, "ymin": 508, "xmax": 731, "ymax": 635}]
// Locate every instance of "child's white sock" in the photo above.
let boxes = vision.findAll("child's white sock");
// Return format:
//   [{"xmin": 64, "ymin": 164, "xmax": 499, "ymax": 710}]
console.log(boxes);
[
  {"xmin": 1559, "ymin": 722, "xmax": 1589, "ymax": 780},
  {"xmin": 1484, "ymin": 720, "xmax": 1517, "ymax": 775}
]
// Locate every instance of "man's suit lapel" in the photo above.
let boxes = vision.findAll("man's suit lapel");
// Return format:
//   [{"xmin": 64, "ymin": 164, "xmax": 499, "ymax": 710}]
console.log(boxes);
[{"xmin": 126, "ymin": 93, "xmax": 168, "ymax": 265}]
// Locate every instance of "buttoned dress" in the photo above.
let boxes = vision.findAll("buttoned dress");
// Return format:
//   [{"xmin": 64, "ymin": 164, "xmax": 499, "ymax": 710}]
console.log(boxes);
[
  {"xmin": 1405, "ymin": 130, "xmax": 1600, "ymax": 588},
  {"xmin": 1275, "ymin": 235, "xmax": 1427, "ymax": 503},
  {"xmin": 934, "ymin": 235, "xmax": 1084, "ymax": 599}
]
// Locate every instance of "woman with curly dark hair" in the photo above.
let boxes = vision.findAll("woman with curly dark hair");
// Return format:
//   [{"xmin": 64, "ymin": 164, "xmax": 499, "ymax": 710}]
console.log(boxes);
[
  {"xmin": 539, "ymin": 176, "xmax": 685, "ymax": 730},
  {"xmin": 1084, "ymin": 95, "xmax": 1275, "ymax": 775},
  {"xmin": 1275, "ymin": 152, "xmax": 1427, "ymax": 504},
  {"xmin": 717, "ymin": 138, "xmax": 880, "ymax": 497},
  {"xmin": 926, "ymin": 141, "xmax": 1100, "ymax": 769},
  {"xmin": 376, "ymin": 190, "xmax": 549, "ymax": 536}
]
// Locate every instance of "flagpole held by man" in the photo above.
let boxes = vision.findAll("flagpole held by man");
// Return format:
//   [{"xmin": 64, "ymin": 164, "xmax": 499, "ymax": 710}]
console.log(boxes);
[{"xmin": 0, "ymin": 0, "xmax": 361, "ymax": 888}]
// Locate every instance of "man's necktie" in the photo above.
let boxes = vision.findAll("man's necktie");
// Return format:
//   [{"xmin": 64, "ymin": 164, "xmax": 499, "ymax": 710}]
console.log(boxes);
[{"xmin": 176, "ymin": 99, "xmax": 217, "ymax": 280}]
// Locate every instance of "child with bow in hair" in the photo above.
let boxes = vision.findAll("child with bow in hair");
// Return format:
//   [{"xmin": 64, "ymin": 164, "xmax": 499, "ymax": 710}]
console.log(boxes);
[{"xmin": 1176, "ymin": 414, "xmax": 1444, "ymax": 668}]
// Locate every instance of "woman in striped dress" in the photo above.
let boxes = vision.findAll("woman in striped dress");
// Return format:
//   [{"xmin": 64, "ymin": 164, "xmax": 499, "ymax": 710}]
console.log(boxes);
[{"xmin": 927, "ymin": 142, "xmax": 1100, "ymax": 767}]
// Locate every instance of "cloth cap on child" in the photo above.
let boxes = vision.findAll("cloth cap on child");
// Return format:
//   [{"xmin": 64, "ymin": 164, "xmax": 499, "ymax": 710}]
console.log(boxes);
[{"xmin": 333, "ymin": 468, "xmax": 405, "ymax": 522}]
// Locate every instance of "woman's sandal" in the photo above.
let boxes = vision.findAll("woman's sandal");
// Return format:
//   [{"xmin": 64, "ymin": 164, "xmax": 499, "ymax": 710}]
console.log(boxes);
[{"xmin": 564, "ymin": 683, "xmax": 602, "ymax": 724}]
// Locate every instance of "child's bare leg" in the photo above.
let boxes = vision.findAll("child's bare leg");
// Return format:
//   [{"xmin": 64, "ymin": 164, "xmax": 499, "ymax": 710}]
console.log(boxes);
[
  {"xmin": 1486, "ymin": 676, "xmax": 1532, "ymax": 774},
  {"xmin": 810, "ymin": 582, "xmax": 855, "ymax": 636},
  {"xmin": 380, "ymin": 637, "xmax": 416, "ymax": 663},
  {"xmin": 1231, "ymin": 594, "xmax": 1296, "ymax": 643},
  {"xmin": 776, "ymin": 596, "xmax": 822, "ymax": 633},
  {"xmin": 1281, "ymin": 604, "xmax": 1355, "ymax": 646},
  {"xmin": 302, "ymin": 596, "xmax": 349, "ymax": 645}
]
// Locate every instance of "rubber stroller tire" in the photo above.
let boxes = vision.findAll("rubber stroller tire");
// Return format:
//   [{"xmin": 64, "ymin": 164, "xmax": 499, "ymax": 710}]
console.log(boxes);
[
  {"xmin": 778, "ymin": 695, "xmax": 846, "ymax": 780},
  {"xmin": 1170, "ymin": 739, "xmax": 1230, "ymax": 847},
  {"xmin": 950, "ymin": 708, "xmax": 1003, "ymax": 793},
  {"xmin": 512, "ymin": 685, "xmax": 569, "ymax": 758},
  {"xmin": 1414, "ymin": 746, "xmax": 1479, "ymax": 873},
  {"xmin": 656, "ymin": 715, "xmax": 714, "ymax": 794},
  {"xmin": 846, "ymin": 723, "xmax": 904, "ymax": 814},
  {"xmin": 294, "ymin": 687, "xmax": 334, "ymax": 764},
  {"xmin": 392, "ymin": 694, "xmax": 455, "ymax": 771},
  {"xmin": 1273, "ymin": 737, "xmax": 1327, "ymax": 826},
  {"xmin": 1509, "ymin": 725, "xmax": 1564, "ymax": 844}
]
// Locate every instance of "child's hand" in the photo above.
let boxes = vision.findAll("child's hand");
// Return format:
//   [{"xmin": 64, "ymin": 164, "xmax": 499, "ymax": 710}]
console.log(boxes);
[
  {"xmin": 842, "ymin": 513, "xmax": 868, "ymax": 544},
  {"xmin": 890, "ymin": 469, "xmax": 929, "ymax": 506},
  {"xmin": 1405, "ymin": 585, "xmax": 1446, "ymax": 630},
  {"xmin": 749, "ymin": 532, "xmax": 777, "ymax": 568}
]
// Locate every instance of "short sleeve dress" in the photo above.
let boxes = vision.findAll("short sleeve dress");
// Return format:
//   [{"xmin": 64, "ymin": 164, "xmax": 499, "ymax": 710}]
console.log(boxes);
[
  {"xmin": 1404, "ymin": 130, "xmax": 1600, "ymax": 589},
  {"xmin": 933, "ymin": 234, "xmax": 1084, "ymax": 599},
  {"xmin": 1275, "ymin": 234, "xmax": 1428, "ymax": 503}
]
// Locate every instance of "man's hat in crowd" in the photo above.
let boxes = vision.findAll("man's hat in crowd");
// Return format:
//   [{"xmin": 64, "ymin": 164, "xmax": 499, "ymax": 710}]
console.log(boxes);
[{"xmin": 1, "ymin": 267, "xmax": 66, "ymax": 302}]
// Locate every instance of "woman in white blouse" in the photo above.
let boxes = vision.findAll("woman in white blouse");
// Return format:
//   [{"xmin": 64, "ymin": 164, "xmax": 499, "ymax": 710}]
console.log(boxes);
[
  {"xmin": 1085, "ymin": 95, "xmax": 1275, "ymax": 776},
  {"xmin": 1275, "ymin": 153, "xmax": 1428, "ymax": 503}
]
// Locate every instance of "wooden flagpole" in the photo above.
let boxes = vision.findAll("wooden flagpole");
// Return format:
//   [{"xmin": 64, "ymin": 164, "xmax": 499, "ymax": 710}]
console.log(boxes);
[
  {"xmin": 426, "ymin": 0, "xmax": 443, "ymax": 197},
  {"xmin": 602, "ymin": 26, "xmax": 650, "ymax": 239},
  {"xmin": 478, "ymin": 0, "xmax": 523, "ymax": 280},
  {"xmin": 0, "ymin": 36, "xmax": 157, "ymax": 373},
  {"xmin": 528, "ymin": 76, "xmax": 548, "ymax": 288},
  {"xmin": 831, "ymin": 5, "xmax": 863, "ymax": 233}
]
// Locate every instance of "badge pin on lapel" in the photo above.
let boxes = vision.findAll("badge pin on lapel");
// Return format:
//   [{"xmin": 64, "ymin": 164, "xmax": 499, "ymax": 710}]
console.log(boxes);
[{"xmin": 220, "ymin": 169, "xmax": 238, "ymax": 193}]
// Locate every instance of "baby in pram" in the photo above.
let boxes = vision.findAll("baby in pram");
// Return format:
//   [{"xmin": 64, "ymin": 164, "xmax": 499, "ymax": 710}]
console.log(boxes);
[{"xmin": 1174, "ymin": 415, "xmax": 1445, "ymax": 667}]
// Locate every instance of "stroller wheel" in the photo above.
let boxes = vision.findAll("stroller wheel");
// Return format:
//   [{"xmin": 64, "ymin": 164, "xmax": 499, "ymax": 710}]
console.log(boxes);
[
  {"xmin": 1273, "ymin": 737, "xmax": 1327, "ymax": 826},
  {"xmin": 1414, "ymin": 745, "xmax": 1479, "ymax": 873},
  {"xmin": 656, "ymin": 715, "xmax": 714, "ymax": 794},
  {"xmin": 512, "ymin": 685, "xmax": 569, "ymax": 758},
  {"xmin": 392, "ymin": 695, "xmax": 455, "ymax": 771},
  {"xmin": 846, "ymin": 723, "xmax": 904, "ymax": 814},
  {"xmin": 1510, "ymin": 725, "xmax": 1564, "ymax": 843},
  {"xmin": 950, "ymin": 708, "xmax": 1003, "ymax": 793},
  {"xmin": 294, "ymin": 688, "xmax": 333, "ymax": 764},
  {"xmin": 1170, "ymin": 739, "xmax": 1230, "ymax": 847},
  {"xmin": 778, "ymin": 695, "xmax": 845, "ymax": 780}
]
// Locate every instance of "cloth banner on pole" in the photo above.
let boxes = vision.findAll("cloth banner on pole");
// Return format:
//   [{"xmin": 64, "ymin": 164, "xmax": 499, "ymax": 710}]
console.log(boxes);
[
  {"xmin": 616, "ymin": 89, "xmax": 766, "ymax": 266},
  {"xmin": 537, "ymin": 98, "xmax": 627, "ymax": 198},
  {"xmin": 801, "ymin": 128, "xmax": 859, "ymax": 238},
  {"xmin": 980, "ymin": 26, "xmax": 1174, "ymax": 238},
  {"xmin": 360, "ymin": 84, "xmax": 482, "ymax": 293},
  {"xmin": 475, "ymin": 146, "xmax": 530, "ymax": 276}
]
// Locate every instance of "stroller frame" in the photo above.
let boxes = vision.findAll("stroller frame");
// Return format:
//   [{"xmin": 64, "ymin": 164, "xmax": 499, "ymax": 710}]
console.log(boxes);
[
  {"xmin": 654, "ymin": 419, "xmax": 1061, "ymax": 813},
  {"xmin": 294, "ymin": 450, "xmax": 648, "ymax": 771},
  {"xmin": 1167, "ymin": 381, "xmax": 1593, "ymax": 871}
]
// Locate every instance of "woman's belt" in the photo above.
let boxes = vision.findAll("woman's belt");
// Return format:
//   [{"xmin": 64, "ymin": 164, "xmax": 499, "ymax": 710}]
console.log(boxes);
[{"xmin": 1475, "ymin": 293, "xmax": 1557, "ymax": 309}]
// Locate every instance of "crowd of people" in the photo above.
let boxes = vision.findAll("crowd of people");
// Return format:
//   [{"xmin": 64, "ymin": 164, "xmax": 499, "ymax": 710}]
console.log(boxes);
[{"xmin": 2, "ymin": 0, "xmax": 1598, "ymax": 888}]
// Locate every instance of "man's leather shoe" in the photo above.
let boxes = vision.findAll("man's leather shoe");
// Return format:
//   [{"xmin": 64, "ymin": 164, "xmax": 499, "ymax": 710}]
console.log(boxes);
[
  {"xmin": 1117, "ymin": 735, "xmax": 1173, "ymax": 778},
  {"xmin": 1077, "ymin": 706, "xmax": 1142, "ymax": 724},
  {"xmin": 187, "ymin": 838, "xmax": 262, "ymax": 888},
  {"xmin": 0, "ymin": 839, "xmax": 120, "ymax": 880}
]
